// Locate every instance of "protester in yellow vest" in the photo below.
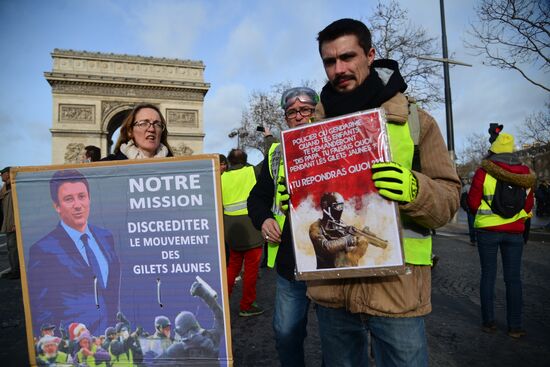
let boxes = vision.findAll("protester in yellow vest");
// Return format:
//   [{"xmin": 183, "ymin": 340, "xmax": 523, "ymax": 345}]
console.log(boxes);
[
  {"xmin": 74, "ymin": 331, "xmax": 110, "ymax": 367},
  {"xmin": 221, "ymin": 148, "xmax": 265, "ymax": 316},
  {"xmin": 467, "ymin": 132, "xmax": 535, "ymax": 339},
  {"xmin": 247, "ymin": 86, "xmax": 320, "ymax": 367},
  {"xmin": 37, "ymin": 335, "xmax": 73, "ymax": 366},
  {"xmin": 306, "ymin": 19, "xmax": 461, "ymax": 366}
]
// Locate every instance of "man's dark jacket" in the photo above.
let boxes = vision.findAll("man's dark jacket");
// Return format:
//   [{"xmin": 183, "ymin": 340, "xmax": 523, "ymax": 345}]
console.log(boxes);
[{"xmin": 27, "ymin": 223, "xmax": 120, "ymax": 336}]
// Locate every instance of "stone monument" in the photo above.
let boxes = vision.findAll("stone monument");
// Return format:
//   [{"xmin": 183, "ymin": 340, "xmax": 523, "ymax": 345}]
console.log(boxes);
[{"xmin": 44, "ymin": 49, "xmax": 210, "ymax": 163}]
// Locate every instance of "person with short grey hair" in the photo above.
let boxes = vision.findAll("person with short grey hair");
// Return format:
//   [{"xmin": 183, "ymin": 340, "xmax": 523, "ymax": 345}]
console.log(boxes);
[{"xmin": 247, "ymin": 86, "xmax": 320, "ymax": 366}]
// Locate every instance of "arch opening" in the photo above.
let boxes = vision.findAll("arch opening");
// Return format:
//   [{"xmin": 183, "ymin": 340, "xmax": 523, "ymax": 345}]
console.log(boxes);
[{"xmin": 106, "ymin": 109, "xmax": 131, "ymax": 154}]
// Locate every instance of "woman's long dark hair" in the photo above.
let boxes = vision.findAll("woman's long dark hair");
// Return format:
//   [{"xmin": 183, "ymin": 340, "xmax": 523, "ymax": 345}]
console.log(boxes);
[{"xmin": 113, "ymin": 103, "xmax": 173, "ymax": 155}]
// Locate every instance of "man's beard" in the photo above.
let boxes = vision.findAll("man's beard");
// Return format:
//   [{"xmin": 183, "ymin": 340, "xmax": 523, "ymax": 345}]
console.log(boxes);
[{"xmin": 44, "ymin": 351, "xmax": 57, "ymax": 359}]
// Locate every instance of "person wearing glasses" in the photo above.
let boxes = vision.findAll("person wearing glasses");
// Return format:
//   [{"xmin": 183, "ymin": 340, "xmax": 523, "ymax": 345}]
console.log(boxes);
[
  {"xmin": 247, "ymin": 87, "xmax": 319, "ymax": 367},
  {"xmin": 103, "ymin": 103, "xmax": 174, "ymax": 161}
]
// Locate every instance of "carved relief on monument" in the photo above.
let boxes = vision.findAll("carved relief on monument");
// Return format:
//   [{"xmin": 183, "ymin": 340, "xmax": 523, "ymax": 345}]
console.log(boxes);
[
  {"xmin": 64, "ymin": 143, "xmax": 85, "ymax": 163},
  {"xmin": 54, "ymin": 59, "xmax": 203, "ymax": 81},
  {"xmin": 166, "ymin": 109, "xmax": 198, "ymax": 127},
  {"xmin": 172, "ymin": 143, "xmax": 194, "ymax": 157},
  {"xmin": 59, "ymin": 104, "xmax": 95, "ymax": 124},
  {"xmin": 52, "ymin": 83, "xmax": 205, "ymax": 101}
]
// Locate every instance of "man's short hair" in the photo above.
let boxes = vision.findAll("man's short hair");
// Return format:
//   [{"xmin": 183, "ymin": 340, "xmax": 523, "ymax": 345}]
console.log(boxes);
[
  {"xmin": 227, "ymin": 149, "xmax": 247, "ymax": 166},
  {"xmin": 84, "ymin": 145, "xmax": 101, "ymax": 162},
  {"xmin": 317, "ymin": 18, "xmax": 372, "ymax": 57},
  {"xmin": 49, "ymin": 169, "xmax": 90, "ymax": 204}
]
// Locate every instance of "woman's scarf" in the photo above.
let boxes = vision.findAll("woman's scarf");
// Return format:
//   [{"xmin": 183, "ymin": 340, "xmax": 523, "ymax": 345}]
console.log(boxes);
[{"xmin": 120, "ymin": 140, "xmax": 169, "ymax": 159}]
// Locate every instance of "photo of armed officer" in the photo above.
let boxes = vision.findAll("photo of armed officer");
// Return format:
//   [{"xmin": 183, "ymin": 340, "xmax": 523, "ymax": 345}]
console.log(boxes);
[{"xmin": 309, "ymin": 192, "xmax": 388, "ymax": 269}]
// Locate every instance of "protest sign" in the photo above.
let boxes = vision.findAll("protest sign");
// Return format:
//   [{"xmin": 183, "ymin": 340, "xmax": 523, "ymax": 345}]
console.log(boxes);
[
  {"xmin": 281, "ymin": 109, "xmax": 405, "ymax": 280},
  {"xmin": 12, "ymin": 155, "xmax": 232, "ymax": 366}
]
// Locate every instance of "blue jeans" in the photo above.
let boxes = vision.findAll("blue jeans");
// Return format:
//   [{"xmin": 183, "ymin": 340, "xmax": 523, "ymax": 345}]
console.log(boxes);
[
  {"xmin": 316, "ymin": 305, "xmax": 427, "ymax": 367},
  {"xmin": 467, "ymin": 211, "xmax": 476, "ymax": 243},
  {"xmin": 476, "ymin": 230, "xmax": 524, "ymax": 329},
  {"xmin": 273, "ymin": 274, "xmax": 310, "ymax": 367}
]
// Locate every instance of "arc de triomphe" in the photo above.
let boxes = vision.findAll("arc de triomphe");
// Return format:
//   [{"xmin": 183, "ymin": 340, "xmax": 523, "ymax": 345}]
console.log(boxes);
[{"xmin": 44, "ymin": 49, "xmax": 210, "ymax": 163}]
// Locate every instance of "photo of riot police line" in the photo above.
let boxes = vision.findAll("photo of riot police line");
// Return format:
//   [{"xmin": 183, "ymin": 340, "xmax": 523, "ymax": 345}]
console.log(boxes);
[{"xmin": 33, "ymin": 276, "xmax": 224, "ymax": 367}]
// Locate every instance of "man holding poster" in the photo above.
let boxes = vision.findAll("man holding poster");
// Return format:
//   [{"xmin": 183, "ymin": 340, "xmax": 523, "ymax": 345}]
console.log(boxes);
[
  {"xmin": 307, "ymin": 19, "xmax": 461, "ymax": 366},
  {"xmin": 248, "ymin": 87, "xmax": 320, "ymax": 367},
  {"xmin": 27, "ymin": 169, "xmax": 120, "ymax": 338}
]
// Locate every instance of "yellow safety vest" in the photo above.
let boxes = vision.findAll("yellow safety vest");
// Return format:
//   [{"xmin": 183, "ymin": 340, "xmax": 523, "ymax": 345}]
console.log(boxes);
[
  {"xmin": 221, "ymin": 166, "xmax": 257, "ymax": 216},
  {"xmin": 109, "ymin": 343, "xmax": 134, "ymax": 367},
  {"xmin": 76, "ymin": 344, "xmax": 107, "ymax": 367},
  {"xmin": 474, "ymin": 174, "xmax": 528, "ymax": 228},
  {"xmin": 266, "ymin": 143, "xmax": 287, "ymax": 268},
  {"xmin": 38, "ymin": 351, "xmax": 70, "ymax": 364},
  {"xmin": 387, "ymin": 119, "xmax": 433, "ymax": 266}
]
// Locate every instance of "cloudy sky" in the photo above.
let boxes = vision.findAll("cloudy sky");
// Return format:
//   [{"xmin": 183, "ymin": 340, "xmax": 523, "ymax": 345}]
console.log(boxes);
[{"xmin": 0, "ymin": 0, "xmax": 547, "ymax": 169}]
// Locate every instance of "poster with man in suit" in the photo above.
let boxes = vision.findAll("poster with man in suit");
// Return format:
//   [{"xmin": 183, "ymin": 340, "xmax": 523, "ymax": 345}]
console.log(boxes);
[
  {"xmin": 13, "ymin": 156, "xmax": 232, "ymax": 367},
  {"xmin": 26, "ymin": 169, "xmax": 120, "ymax": 337}
]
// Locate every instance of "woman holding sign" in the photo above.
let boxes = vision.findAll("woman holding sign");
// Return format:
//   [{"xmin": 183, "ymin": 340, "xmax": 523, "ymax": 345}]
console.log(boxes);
[{"xmin": 103, "ymin": 103, "xmax": 174, "ymax": 161}]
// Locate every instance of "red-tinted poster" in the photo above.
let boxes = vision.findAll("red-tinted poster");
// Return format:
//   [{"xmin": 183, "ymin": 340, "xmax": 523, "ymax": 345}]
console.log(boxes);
[{"xmin": 281, "ymin": 109, "xmax": 405, "ymax": 280}]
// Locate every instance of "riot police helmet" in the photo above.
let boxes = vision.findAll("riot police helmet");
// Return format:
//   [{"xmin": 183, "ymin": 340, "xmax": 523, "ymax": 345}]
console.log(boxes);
[
  {"xmin": 174, "ymin": 311, "xmax": 201, "ymax": 339},
  {"xmin": 105, "ymin": 327, "xmax": 116, "ymax": 338},
  {"xmin": 110, "ymin": 340, "xmax": 125, "ymax": 356},
  {"xmin": 320, "ymin": 192, "xmax": 345, "ymax": 222},
  {"xmin": 155, "ymin": 315, "xmax": 171, "ymax": 332}
]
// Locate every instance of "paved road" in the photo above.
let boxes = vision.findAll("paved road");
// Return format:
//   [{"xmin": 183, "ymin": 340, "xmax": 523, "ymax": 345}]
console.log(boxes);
[{"xmin": 1, "ymin": 220, "xmax": 549, "ymax": 366}]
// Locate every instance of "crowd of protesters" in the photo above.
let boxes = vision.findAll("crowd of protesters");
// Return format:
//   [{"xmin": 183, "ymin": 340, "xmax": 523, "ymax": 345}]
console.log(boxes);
[{"xmin": 3, "ymin": 17, "xmax": 548, "ymax": 367}]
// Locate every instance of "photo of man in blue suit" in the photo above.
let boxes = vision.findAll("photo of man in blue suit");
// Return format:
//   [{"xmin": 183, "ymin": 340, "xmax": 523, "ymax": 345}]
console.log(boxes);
[{"xmin": 27, "ymin": 169, "xmax": 120, "ymax": 337}]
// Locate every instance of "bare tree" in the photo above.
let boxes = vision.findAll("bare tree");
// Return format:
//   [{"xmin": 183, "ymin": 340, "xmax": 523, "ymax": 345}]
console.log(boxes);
[
  {"xmin": 368, "ymin": 0, "xmax": 443, "ymax": 107},
  {"xmin": 236, "ymin": 1, "xmax": 445, "ymax": 152},
  {"xmin": 517, "ymin": 102, "xmax": 550, "ymax": 146},
  {"xmin": 238, "ymin": 87, "xmax": 285, "ymax": 155},
  {"xmin": 237, "ymin": 81, "xmax": 317, "ymax": 156},
  {"xmin": 457, "ymin": 132, "xmax": 491, "ymax": 175},
  {"xmin": 465, "ymin": 0, "xmax": 550, "ymax": 92}
]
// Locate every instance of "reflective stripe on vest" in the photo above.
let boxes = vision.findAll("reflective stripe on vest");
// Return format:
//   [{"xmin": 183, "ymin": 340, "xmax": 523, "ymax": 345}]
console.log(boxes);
[
  {"xmin": 266, "ymin": 143, "xmax": 286, "ymax": 268},
  {"xmin": 221, "ymin": 166, "xmax": 257, "ymax": 216},
  {"xmin": 474, "ymin": 174, "xmax": 528, "ymax": 228},
  {"xmin": 39, "ymin": 351, "xmax": 69, "ymax": 364},
  {"xmin": 387, "ymin": 120, "xmax": 433, "ymax": 265}
]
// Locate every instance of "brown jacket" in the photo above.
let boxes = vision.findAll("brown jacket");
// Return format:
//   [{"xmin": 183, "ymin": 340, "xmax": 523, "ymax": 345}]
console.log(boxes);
[
  {"xmin": 307, "ymin": 92, "xmax": 461, "ymax": 317},
  {"xmin": 0, "ymin": 184, "xmax": 15, "ymax": 233}
]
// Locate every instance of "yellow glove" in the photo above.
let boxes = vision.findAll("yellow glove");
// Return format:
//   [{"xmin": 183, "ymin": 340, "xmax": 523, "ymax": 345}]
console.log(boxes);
[
  {"xmin": 277, "ymin": 177, "xmax": 289, "ymax": 212},
  {"xmin": 371, "ymin": 162, "xmax": 418, "ymax": 203}
]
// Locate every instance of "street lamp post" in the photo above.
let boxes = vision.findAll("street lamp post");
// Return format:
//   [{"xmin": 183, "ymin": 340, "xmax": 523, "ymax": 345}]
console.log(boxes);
[
  {"xmin": 228, "ymin": 128, "xmax": 249, "ymax": 149},
  {"xmin": 440, "ymin": 0, "xmax": 454, "ymax": 159},
  {"xmin": 418, "ymin": 0, "xmax": 472, "ymax": 163}
]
